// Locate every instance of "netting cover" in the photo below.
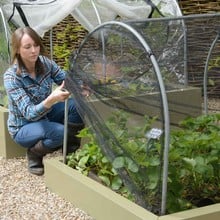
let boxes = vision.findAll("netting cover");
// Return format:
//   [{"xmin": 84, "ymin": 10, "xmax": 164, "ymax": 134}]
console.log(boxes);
[
  {"xmin": 1, "ymin": 0, "xmax": 182, "ymax": 37},
  {"xmin": 65, "ymin": 20, "xmax": 174, "ymax": 214},
  {"xmin": 65, "ymin": 13, "xmax": 220, "ymax": 214},
  {"xmin": 0, "ymin": 8, "xmax": 10, "ymax": 106},
  {"xmin": 71, "ymin": 0, "xmax": 182, "ymax": 32}
]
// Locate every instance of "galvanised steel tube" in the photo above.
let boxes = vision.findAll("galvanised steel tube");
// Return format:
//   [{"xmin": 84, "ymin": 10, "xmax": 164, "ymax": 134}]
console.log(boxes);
[
  {"xmin": 63, "ymin": 99, "xmax": 69, "ymax": 164},
  {"xmin": 203, "ymin": 31, "xmax": 220, "ymax": 114},
  {"xmin": 78, "ymin": 20, "xmax": 170, "ymax": 215}
]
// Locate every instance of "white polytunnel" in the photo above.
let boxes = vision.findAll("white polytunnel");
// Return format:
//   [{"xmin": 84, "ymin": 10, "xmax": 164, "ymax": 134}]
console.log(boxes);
[{"xmin": 1, "ymin": 0, "xmax": 182, "ymax": 37}]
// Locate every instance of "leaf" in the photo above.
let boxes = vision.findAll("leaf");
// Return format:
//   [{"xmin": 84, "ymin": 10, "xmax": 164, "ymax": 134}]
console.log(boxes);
[
  {"xmin": 78, "ymin": 155, "xmax": 90, "ymax": 168},
  {"xmin": 111, "ymin": 176, "xmax": 123, "ymax": 190},
  {"xmin": 195, "ymin": 164, "xmax": 213, "ymax": 177},
  {"xmin": 149, "ymin": 157, "xmax": 160, "ymax": 166},
  {"xmin": 98, "ymin": 175, "xmax": 110, "ymax": 186},
  {"xmin": 183, "ymin": 157, "xmax": 196, "ymax": 168},
  {"xmin": 112, "ymin": 157, "xmax": 125, "ymax": 169},
  {"xmin": 208, "ymin": 79, "xmax": 215, "ymax": 86},
  {"xmin": 101, "ymin": 156, "xmax": 109, "ymax": 163},
  {"xmin": 194, "ymin": 157, "xmax": 214, "ymax": 176},
  {"xmin": 125, "ymin": 157, "xmax": 139, "ymax": 173},
  {"xmin": 147, "ymin": 169, "xmax": 160, "ymax": 190}
]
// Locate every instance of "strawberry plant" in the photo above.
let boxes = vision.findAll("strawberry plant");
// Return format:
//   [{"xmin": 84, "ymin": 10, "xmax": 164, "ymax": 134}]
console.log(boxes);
[
  {"xmin": 67, "ymin": 112, "xmax": 220, "ymax": 214},
  {"xmin": 167, "ymin": 113, "xmax": 220, "ymax": 212},
  {"xmin": 67, "ymin": 127, "xmax": 133, "ymax": 200}
]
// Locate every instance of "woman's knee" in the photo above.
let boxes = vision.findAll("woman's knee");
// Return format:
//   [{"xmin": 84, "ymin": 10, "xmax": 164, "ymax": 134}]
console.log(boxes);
[{"xmin": 43, "ymin": 124, "xmax": 64, "ymax": 148}]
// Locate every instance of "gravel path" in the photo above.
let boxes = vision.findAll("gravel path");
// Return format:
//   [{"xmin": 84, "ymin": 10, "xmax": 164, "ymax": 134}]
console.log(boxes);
[
  {"xmin": 207, "ymin": 98, "xmax": 220, "ymax": 113},
  {"xmin": 0, "ymin": 153, "xmax": 94, "ymax": 220}
]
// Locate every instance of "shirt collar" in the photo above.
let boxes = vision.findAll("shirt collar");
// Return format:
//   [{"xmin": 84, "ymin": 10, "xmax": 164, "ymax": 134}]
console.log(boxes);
[{"xmin": 20, "ymin": 66, "xmax": 32, "ymax": 78}]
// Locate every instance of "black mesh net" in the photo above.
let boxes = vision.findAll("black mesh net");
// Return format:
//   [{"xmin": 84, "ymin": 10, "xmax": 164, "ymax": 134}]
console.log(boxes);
[
  {"xmin": 65, "ymin": 21, "xmax": 173, "ymax": 214},
  {"xmin": 65, "ymin": 14, "xmax": 220, "ymax": 215}
]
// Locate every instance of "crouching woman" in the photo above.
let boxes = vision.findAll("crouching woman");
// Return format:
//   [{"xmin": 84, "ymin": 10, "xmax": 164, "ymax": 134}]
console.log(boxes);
[{"xmin": 4, "ymin": 27, "xmax": 84, "ymax": 176}]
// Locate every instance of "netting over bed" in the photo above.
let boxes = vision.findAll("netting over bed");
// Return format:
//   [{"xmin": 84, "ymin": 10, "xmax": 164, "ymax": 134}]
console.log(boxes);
[
  {"xmin": 127, "ymin": 14, "xmax": 220, "ymax": 103},
  {"xmin": 65, "ymin": 20, "xmax": 172, "ymax": 215},
  {"xmin": 65, "ymin": 13, "xmax": 220, "ymax": 215}
]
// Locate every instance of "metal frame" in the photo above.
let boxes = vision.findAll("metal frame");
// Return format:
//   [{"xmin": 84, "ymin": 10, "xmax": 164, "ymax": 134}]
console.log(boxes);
[
  {"xmin": 67, "ymin": 20, "xmax": 170, "ymax": 215},
  {"xmin": 203, "ymin": 29, "xmax": 220, "ymax": 114},
  {"xmin": 61, "ymin": 12, "xmax": 220, "ymax": 216}
]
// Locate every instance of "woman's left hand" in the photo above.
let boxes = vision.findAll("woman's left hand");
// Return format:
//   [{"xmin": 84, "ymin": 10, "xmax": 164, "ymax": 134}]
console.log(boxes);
[{"xmin": 81, "ymin": 84, "xmax": 91, "ymax": 97}]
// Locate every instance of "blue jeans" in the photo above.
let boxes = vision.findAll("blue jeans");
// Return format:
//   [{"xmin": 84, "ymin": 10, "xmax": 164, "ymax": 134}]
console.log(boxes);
[{"xmin": 14, "ymin": 98, "xmax": 83, "ymax": 149}]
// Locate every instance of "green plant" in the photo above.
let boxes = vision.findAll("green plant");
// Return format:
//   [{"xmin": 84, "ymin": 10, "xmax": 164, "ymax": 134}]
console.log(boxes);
[
  {"xmin": 0, "ymin": 85, "xmax": 8, "ymax": 107},
  {"xmin": 0, "ymin": 28, "xmax": 10, "ymax": 107},
  {"xmin": 67, "ymin": 111, "xmax": 162, "ymax": 212},
  {"xmin": 53, "ymin": 23, "xmax": 85, "ymax": 70},
  {"xmin": 206, "ymin": 56, "xmax": 220, "ymax": 87},
  {"xmin": 67, "ymin": 127, "xmax": 133, "ymax": 200},
  {"xmin": 67, "ymin": 112, "xmax": 220, "ymax": 214},
  {"xmin": 0, "ymin": 33, "xmax": 8, "ymax": 55},
  {"xmin": 0, "ymin": 87, "xmax": 7, "ymax": 108},
  {"xmin": 167, "ymin": 113, "xmax": 220, "ymax": 212}
]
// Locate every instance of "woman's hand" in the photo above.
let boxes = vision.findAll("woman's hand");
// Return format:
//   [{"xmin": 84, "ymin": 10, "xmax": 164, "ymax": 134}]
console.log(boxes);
[
  {"xmin": 52, "ymin": 81, "xmax": 70, "ymax": 101},
  {"xmin": 43, "ymin": 81, "xmax": 70, "ymax": 109},
  {"xmin": 81, "ymin": 84, "xmax": 92, "ymax": 97}
]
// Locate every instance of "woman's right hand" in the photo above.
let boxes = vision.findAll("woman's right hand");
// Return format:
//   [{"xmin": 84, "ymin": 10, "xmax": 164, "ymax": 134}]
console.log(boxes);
[{"xmin": 43, "ymin": 81, "xmax": 70, "ymax": 109}]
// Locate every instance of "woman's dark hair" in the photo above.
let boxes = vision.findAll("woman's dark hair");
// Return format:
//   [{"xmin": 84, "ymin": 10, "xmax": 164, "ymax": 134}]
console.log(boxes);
[{"xmin": 11, "ymin": 26, "xmax": 48, "ymax": 75}]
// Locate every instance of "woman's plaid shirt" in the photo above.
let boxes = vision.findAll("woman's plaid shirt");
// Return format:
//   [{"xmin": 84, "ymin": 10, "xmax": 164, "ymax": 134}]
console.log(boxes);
[{"xmin": 4, "ymin": 55, "xmax": 66, "ymax": 138}]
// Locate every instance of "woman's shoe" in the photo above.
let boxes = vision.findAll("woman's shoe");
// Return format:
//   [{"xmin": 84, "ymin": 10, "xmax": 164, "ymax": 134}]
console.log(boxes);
[
  {"xmin": 27, "ymin": 148, "xmax": 44, "ymax": 175},
  {"xmin": 27, "ymin": 140, "xmax": 57, "ymax": 175}
]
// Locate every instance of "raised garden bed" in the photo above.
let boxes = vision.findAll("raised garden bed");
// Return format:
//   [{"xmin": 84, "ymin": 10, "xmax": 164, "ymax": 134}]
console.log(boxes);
[
  {"xmin": 0, "ymin": 106, "xmax": 25, "ymax": 159},
  {"xmin": 87, "ymin": 85, "xmax": 202, "ymax": 127},
  {"xmin": 45, "ymin": 102, "xmax": 220, "ymax": 220},
  {"xmin": 45, "ymin": 157, "xmax": 220, "ymax": 220}
]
